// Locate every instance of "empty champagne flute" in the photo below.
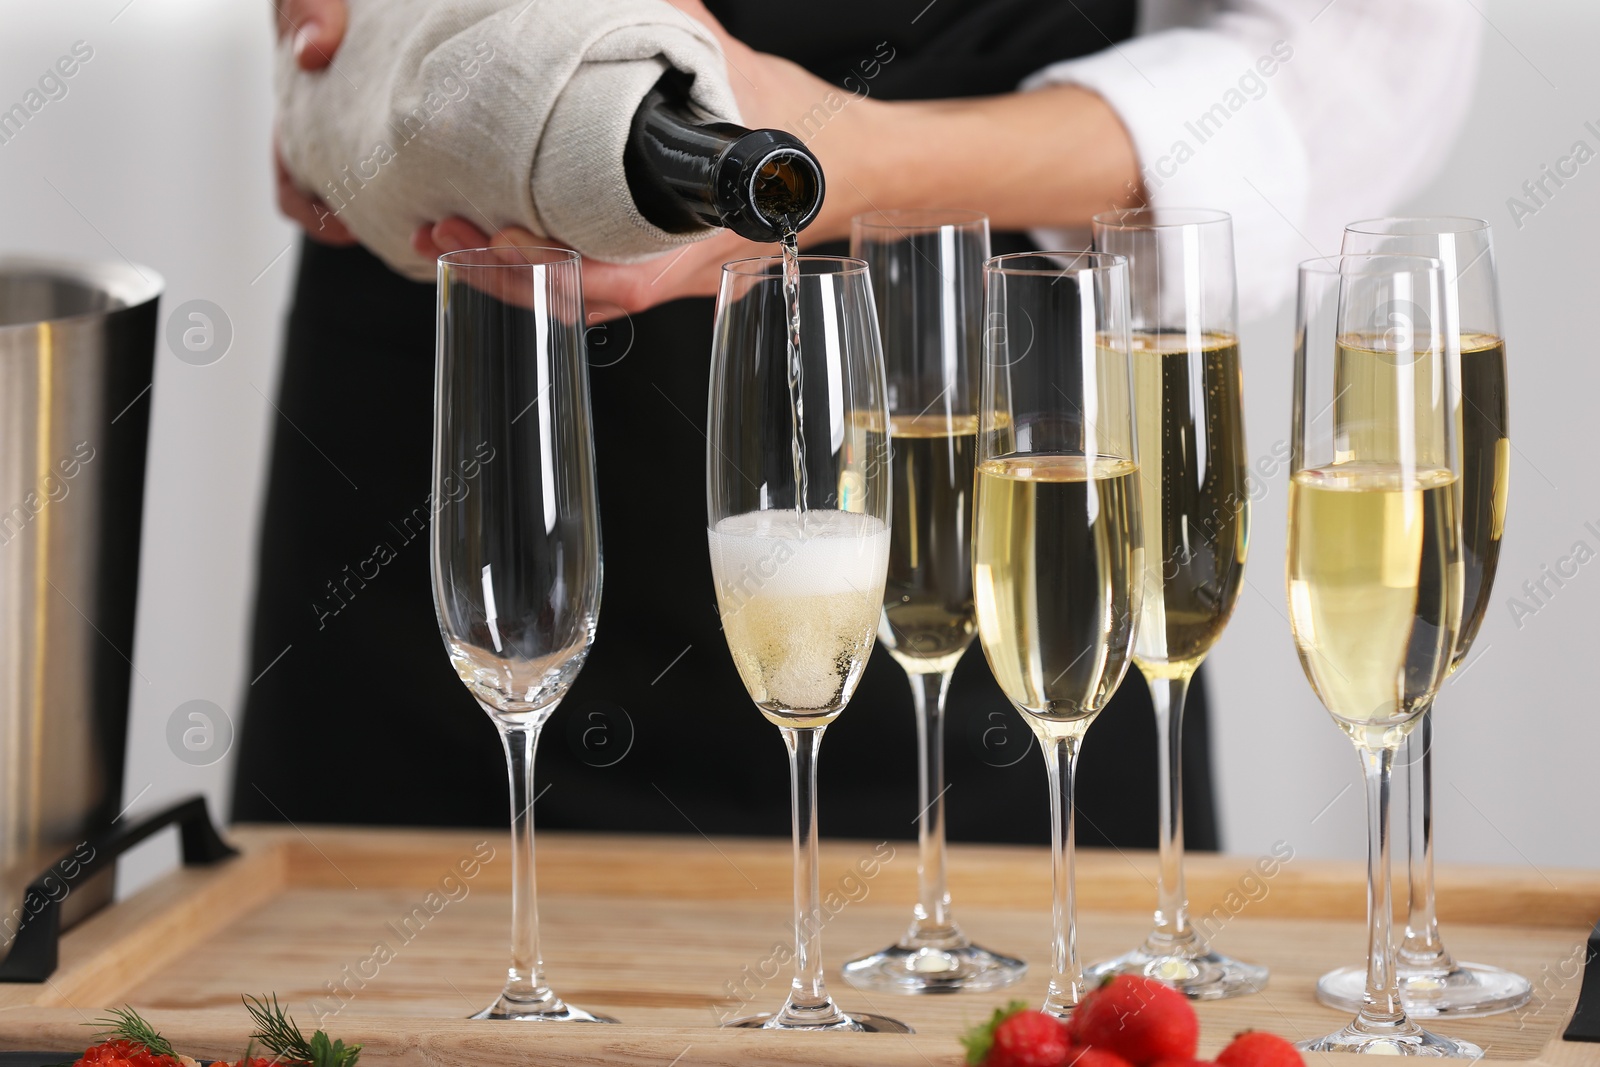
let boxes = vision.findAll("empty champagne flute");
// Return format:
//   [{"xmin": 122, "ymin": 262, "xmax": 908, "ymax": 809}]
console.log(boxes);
[
  {"xmin": 843, "ymin": 209, "xmax": 1026, "ymax": 994},
  {"xmin": 707, "ymin": 254, "xmax": 909, "ymax": 1033},
  {"xmin": 974, "ymin": 252, "xmax": 1142, "ymax": 1018},
  {"xmin": 431, "ymin": 246, "xmax": 615, "ymax": 1023},
  {"xmin": 1087, "ymin": 208, "xmax": 1266, "ymax": 999},
  {"xmin": 1287, "ymin": 254, "xmax": 1477, "ymax": 1056},
  {"xmin": 1314, "ymin": 218, "xmax": 1528, "ymax": 1018}
]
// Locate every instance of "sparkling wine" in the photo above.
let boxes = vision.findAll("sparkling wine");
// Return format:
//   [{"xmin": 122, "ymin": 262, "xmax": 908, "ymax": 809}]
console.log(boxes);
[
  {"xmin": 1287, "ymin": 463, "xmax": 1462, "ymax": 744},
  {"xmin": 973, "ymin": 454, "xmax": 1142, "ymax": 723},
  {"xmin": 709, "ymin": 508, "xmax": 889, "ymax": 727},
  {"xmin": 1332, "ymin": 336, "xmax": 1449, "ymax": 468},
  {"xmin": 781, "ymin": 230, "xmax": 808, "ymax": 528},
  {"xmin": 1128, "ymin": 332, "xmax": 1248, "ymax": 678},
  {"xmin": 879, "ymin": 413, "xmax": 979, "ymax": 675},
  {"xmin": 1454, "ymin": 333, "xmax": 1509, "ymax": 664}
]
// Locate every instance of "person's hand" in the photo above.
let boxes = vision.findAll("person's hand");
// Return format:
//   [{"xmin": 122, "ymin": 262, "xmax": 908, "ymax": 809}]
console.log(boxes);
[
  {"xmin": 412, "ymin": 218, "xmax": 543, "ymax": 264},
  {"xmin": 274, "ymin": 138, "xmax": 354, "ymax": 245},
  {"xmin": 415, "ymin": 0, "xmax": 891, "ymax": 313},
  {"xmin": 656, "ymin": 0, "xmax": 888, "ymax": 239},
  {"xmin": 583, "ymin": 0, "xmax": 894, "ymax": 309},
  {"xmin": 412, "ymin": 219, "xmax": 758, "ymax": 320},
  {"xmin": 272, "ymin": 0, "xmax": 357, "ymax": 245},
  {"xmin": 275, "ymin": 0, "xmax": 348, "ymax": 71},
  {"xmin": 656, "ymin": 0, "xmax": 847, "ymax": 144},
  {"xmin": 582, "ymin": 229, "xmax": 764, "ymax": 316}
]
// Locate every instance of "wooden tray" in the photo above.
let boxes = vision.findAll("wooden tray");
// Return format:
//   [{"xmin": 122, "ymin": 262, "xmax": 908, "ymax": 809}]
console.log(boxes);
[{"xmin": 1, "ymin": 826, "xmax": 1596, "ymax": 1065}]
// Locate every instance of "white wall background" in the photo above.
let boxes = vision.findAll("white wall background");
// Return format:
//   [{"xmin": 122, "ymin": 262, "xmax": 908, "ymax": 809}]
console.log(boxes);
[
  {"xmin": 0, "ymin": 0, "xmax": 1593, "ymax": 892},
  {"xmin": 1210, "ymin": 1, "xmax": 1600, "ymax": 872}
]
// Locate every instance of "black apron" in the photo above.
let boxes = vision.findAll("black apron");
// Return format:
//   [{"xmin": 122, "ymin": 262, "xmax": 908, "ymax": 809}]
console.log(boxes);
[{"xmin": 234, "ymin": 0, "xmax": 1222, "ymax": 853}]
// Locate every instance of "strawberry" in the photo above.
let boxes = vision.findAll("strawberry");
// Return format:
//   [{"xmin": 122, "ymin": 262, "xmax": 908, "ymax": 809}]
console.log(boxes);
[
  {"xmin": 962, "ymin": 1000, "xmax": 1075, "ymax": 1067},
  {"xmin": 1072, "ymin": 976, "xmax": 1199, "ymax": 1064},
  {"xmin": 1148, "ymin": 1060, "xmax": 1213, "ymax": 1067},
  {"xmin": 74, "ymin": 1039, "xmax": 181, "ymax": 1067},
  {"xmin": 1216, "ymin": 1031, "xmax": 1304, "ymax": 1067},
  {"xmin": 992, "ymin": 1011, "xmax": 1077, "ymax": 1067},
  {"xmin": 1068, "ymin": 1048, "xmax": 1137, "ymax": 1067}
]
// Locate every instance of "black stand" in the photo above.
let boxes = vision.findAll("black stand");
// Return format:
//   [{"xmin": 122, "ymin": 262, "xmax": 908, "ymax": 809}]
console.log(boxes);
[
  {"xmin": 0, "ymin": 795, "xmax": 236, "ymax": 982},
  {"xmin": 1562, "ymin": 918, "xmax": 1600, "ymax": 1041}
]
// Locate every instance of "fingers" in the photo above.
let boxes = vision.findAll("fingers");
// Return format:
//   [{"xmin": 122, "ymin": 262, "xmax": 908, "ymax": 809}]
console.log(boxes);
[
  {"xmin": 580, "ymin": 259, "xmax": 657, "ymax": 319},
  {"xmin": 274, "ymin": 142, "xmax": 355, "ymax": 245},
  {"xmin": 419, "ymin": 219, "xmax": 556, "ymax": 257},
  {"xmin": 414, "ymin": 215, "xmax": 741, "ymax": 318},
  {"xmin": 415, "ymin": 219, "xmax": 574, "ymax": 307},
  {"xmin": 411, "ymin": 223, "xmax": 445, "ymax": 261},
  {"xmin": 583, "ymin": 229, "xmax": 750, "ymax": 315},
  {"xmin": 422, "ymin": 223, "xmax": 567, "ymax": 310},
  {"xmin": 486, "ymin": 225, "xmax": 546, "ymax": 248},
  {"xmin": 582, "ymin": 299, "xmax": 633, "ymax": 325},
  {"xmin": 430, "ymin": 218, "xmax": 493, "ymax": 252},
  {"xmin": 277, "ymin": 0, "xmax": 349, "ymax": 70}
]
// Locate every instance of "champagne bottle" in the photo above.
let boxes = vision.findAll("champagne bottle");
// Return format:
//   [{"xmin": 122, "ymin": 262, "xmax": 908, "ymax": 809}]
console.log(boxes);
[{"xmin": 625, "ymin": 72, "xmax": 825, "ymax": 242}]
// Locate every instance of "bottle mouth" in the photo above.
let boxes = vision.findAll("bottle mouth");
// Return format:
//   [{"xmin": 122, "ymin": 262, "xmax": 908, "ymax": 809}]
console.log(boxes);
[
  {"xmin": 713, "ymin": 129, "xmax": 826, "ymax": 241},
  {"xmin": 748, "ymin": 147, "xmax": 824, "ymax": 234}
]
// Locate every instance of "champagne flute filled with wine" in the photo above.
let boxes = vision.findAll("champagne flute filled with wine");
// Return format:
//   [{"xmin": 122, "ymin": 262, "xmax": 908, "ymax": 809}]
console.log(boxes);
[
  {"xmin": 843, "ymin": 209, "xmax": 1027, "ymax": 995},
  {"xmin": 431, "ymin": 247, "xmax": 615, "ymax": 1023},
  {"xmin": 1086, "ymin": 208, "xmax": 1266, "ymax": 998},
  {"xmin": 707, "ymin": 254, "xmax": 909, "ymax": 1033},
  {"xmin": 975, "ymin": 251, "xmax": 1143, "ymax": 1019},
  {"xmin": 1314, "ymin": 218, "xmax": 1528, "ymax": 1018},
  {"xmin": 1288, "ymin": 254, "xmax": 1477, "ymax": 1056}
]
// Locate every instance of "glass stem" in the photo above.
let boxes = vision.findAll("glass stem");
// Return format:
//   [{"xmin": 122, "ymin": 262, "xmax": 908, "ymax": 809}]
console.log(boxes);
[
  {"xmin": 1399, "ymin": 705, "xmax": 1453, "ymax": 973},
  {"xmin": 776, "ymin": 725, "xmax": 847, "ymax": 1026},
  {"xmin": 497, "ymin": 718, "xmax": 559, "ymax": 1011},
  {"xmin": 1354, "ymin": 743, "xmax": 1415, "ymax": 1036},
  {"xmin": 907, "ymin": 669, "xmax": 958, "ymax": 943},
  {"xmin": 1042, "ymin": 732, "xmax": 1086, "ymax": 1018},
  {"xmin": 1147, "ymin": 672, "xmax": 1197, "ymax": 951}
]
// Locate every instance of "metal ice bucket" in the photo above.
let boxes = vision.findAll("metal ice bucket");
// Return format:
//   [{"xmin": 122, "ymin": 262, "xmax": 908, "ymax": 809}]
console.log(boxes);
[{"xmin": 0, "ymin": 256, "xmax": 161, "ymax": 952}]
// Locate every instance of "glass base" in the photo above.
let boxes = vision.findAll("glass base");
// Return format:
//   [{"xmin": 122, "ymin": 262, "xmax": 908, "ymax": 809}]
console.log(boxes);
[
  {"xmin": 1300, "ymin": 1018, "xmax": 1482, "ymax": 1057},
  {"xmin": 1085, "ymin": 942, "xmax": 1268, "ymax": 1000},
  {"xmin": 1317, "ymin": 961, "xmax": 1533, "ymax": 1018},
  {"xmin": 724, "ymin": 1010, "xmax": 913, "ymax": 1033},
  {"xmin": 842, "ymin": 937, "xmax": 1028, "ymax": 994},
  {"xmin": 471, "ymin": 992, "xmax": 619, "ymax": 1022}
]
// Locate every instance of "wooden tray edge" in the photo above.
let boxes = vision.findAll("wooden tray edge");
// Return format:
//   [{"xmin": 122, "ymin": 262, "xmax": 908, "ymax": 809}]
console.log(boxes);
[{"xmin": 229, "ymin": 825, "xmax": 1600, "ymax": 928}]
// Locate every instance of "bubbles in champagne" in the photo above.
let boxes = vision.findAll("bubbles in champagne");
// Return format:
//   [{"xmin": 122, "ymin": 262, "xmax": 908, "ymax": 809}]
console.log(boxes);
[{"xmin": 709, "ymin": 509, "xmax": 889, "ymax": 719}]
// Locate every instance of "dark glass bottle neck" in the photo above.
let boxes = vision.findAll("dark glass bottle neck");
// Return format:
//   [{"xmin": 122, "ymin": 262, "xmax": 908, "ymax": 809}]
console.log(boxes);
[{"xmin": 625, "ymin": 73, "xmax": 824, "ymax": 243}]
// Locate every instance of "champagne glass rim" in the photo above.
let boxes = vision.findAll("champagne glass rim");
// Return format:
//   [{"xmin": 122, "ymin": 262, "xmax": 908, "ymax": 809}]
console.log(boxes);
[
  {"xmin": 1345, "ymin": 215, "xmax": 1491, "ymax": 237},
  {"xmin": 1298, "ymin": 253, "xmax": 1445, "ymax": 277},
  {"xmin": 437, "ymin": 245, "xmax": 581, "ymax": 269},
  {"xmin": 984, "ymin": 250, "xmax": 1126, "ymax": 276},
  {"xmin": 721, "ymin": 254, "xmax": 870, "ymax": 278},
  {"xmin": 1091, "ymin": 206, "xmax": 1231, "ymax": 230},
  {"xmin": 851, "ymin": 207, "xmax": 988, "ymax": 232}
]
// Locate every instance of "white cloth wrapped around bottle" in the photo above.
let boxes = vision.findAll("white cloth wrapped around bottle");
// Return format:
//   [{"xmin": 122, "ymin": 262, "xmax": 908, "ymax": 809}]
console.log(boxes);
[{"xmin": 274, "ymin": 0, "xmax": 743, "ymax": 280}]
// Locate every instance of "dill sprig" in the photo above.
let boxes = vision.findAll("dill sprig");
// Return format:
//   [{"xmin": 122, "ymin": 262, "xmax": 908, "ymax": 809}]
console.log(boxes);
[
  {"xmin": 89, "ymin": 1006, "xmax": 177, "ymax": 1058},
  {"xmin": 243, "ymin": 994, "xmax": 361, "ymax": 1067}
]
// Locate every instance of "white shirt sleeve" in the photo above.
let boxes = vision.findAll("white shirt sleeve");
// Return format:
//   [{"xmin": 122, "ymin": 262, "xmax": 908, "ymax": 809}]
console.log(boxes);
[{"xmin": 1022, "ymin": 0, "xmax": 1482, "ymax": 320}]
